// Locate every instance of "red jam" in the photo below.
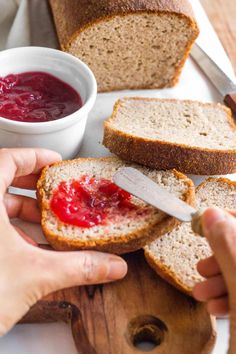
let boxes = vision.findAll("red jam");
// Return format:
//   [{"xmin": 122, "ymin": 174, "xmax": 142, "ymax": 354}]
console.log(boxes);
[
  {"xmin": 50, "ymin": 176, "xmax": 136, "ymax": 228},
  {"xmin": 0, "ymin": 72, "xmax": 82, "ymax": 122}
]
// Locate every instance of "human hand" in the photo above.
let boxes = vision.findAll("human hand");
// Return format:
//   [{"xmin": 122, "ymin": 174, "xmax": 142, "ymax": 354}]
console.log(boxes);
[
  {"xmin": 193, "ymin": 207, "xmax": 236, "ymax": 354},
  {"xmin": 0, "ymin": 148, "xmax": 127, "ymax": 336}
]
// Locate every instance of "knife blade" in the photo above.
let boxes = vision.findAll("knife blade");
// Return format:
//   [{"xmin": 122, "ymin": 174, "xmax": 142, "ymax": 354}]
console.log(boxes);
[
  {"xmin": 191, "ymin": 43, "xmax": 236, "ymax": 115},
  {"xmin": 113, "ymin": 167, "xmax": 203, "ymax": 235}
]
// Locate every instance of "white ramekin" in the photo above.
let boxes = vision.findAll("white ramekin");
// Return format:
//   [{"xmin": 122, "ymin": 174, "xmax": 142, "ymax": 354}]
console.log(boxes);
[{"xmin": 0, "ymin": 47, "xmax": 97, "ymax": 159}]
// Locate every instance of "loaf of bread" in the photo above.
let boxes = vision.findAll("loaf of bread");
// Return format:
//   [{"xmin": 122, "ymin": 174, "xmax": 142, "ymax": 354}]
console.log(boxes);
[
  {"xmin": 144, "ymin": 177, "xmax": 236, "ymax": 296},
  {"xmin": 37, "ymin": 157, "xmax": 194, "ymax": 253},
  {"xmin": 49, "ymin": 0, "xmax": 199, "ymax": 92},
  {"xmin": 103, "ymin": 97, "xmax": 236, "ymax": 175}
]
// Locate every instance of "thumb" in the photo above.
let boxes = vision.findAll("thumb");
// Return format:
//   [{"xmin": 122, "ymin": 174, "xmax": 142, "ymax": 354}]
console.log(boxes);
[
  {"xmin": 202, "ymin": 207, "xmax": 236, "ymax": 300},
  {"xmin": 37, "ymin": 250, "xmax": 127, "ymax": 296}
]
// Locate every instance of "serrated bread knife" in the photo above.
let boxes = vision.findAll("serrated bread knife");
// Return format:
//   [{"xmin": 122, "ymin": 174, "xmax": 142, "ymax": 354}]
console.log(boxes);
[
  {"xmin": 113, "ymin": 167, "xmax": 204, "ymax": 236},
  {"xmin": 191, "ymin": 43, "xmax": 236, "ymax": 116}
]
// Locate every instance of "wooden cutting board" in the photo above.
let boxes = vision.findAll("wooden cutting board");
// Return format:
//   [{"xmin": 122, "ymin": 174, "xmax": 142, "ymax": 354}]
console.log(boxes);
[{"xmin": 21, "ymin": 251, "xmax": 216, "ymax": 354}]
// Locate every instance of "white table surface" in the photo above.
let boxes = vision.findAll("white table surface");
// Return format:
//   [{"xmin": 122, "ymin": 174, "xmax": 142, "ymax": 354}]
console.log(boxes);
[{"xmin": 0, "ymin": 0, "xmax": 235, "ymax": 353}]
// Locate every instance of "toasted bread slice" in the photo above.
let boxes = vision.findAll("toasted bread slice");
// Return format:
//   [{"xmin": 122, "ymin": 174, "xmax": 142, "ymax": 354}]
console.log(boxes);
[
  {"xmin": 103, "ymin": 97, "xmax": 236, "ymax": 175},
  {"xmin": 37, "ymin": 157, "xmax": 194, "ymax": 253},
  {"xmin": 144, "ymin": 178, "xmax": 236, "ymax": 296}
]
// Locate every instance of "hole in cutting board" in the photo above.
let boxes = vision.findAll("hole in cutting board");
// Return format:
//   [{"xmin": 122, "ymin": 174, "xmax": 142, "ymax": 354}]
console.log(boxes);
[{"xmin": 127, "ymin": 315, "xmax": 167, "ymax": 352}]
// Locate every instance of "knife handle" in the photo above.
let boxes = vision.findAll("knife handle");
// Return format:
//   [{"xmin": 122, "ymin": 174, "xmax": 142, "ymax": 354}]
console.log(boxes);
[
  {"xmin": 224, "ymin": 92, "xmax": 236, "ymax": 117},
  {"xmin": 191, "ymin": 210, "xmax": 205, "ymax": 237}
]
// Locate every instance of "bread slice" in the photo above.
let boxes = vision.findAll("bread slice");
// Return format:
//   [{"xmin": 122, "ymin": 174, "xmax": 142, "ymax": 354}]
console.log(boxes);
[
  {"xmin": 103, "ymin": 97, "xmax": 236, "ymax": 175},
  {"xmin": 49, "ymin": 0, "xmax": 199, "ymax": 92},
  {"xmin": 144, "ymin": 178, "xmax": 236, "ymax": 296},
  {"xmin": 37, "ymin": 157, "xmax": 194, "ymax": 253}
]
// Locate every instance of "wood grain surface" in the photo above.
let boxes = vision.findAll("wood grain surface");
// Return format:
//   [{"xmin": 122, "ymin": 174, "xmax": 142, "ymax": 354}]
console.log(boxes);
[{"xmin": 201, "ymin": 0, "xmax": 236, "ymax": 73}]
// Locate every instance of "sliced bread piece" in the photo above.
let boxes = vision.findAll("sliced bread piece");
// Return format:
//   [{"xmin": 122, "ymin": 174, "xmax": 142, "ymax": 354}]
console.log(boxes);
[
  {"xmin": 49, "ymin": 0, "xmax": 199, "ymax": 92},
  {"xmin": 144, "ymin": 178, "xmax": 236, "ymax": 296},
  {"xmin": 37, "ymin": 157, "xmax": 194, "ymax": 253},
  {"xmin": 103, "ymin": 97, "xmax": 236, "ymax": 175}
]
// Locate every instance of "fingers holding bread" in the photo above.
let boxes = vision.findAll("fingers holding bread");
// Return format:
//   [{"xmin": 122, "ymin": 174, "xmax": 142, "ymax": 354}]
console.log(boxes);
[
  {"xmin": 144, "ymin": 178, "xmax": 236, "ymax": 297},
  {"xmin": 0, "ymin": 148, "xmax": 61, "ymax": 195}
]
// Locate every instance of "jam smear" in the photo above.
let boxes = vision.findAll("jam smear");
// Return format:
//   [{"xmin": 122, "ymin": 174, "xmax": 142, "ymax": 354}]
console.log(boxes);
[
  {"xmin": 50, "ymin": 176, "xmax": 136, "ymax": 228},
  {"xmin": 0, "ymin": 72, "xmax": 82, "ymax": 122}
]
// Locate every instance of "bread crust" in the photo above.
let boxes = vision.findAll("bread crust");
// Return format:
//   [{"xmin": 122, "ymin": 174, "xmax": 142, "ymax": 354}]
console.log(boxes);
[
  {"xmin": 49, "ymin": 0, "xmax": 199, "ymax": 92},
  {"xmin": 103, "ymin": 98, "xmax": 236, "ymax": 175},
  {"xmin": 144, "ymin": 177, "xmax": 236, "ymax": 296},
  {"xmin": 37, "ymin": 157, "xmax": 195, "ymax": 254},
  {"xmin": 49, "ymin": 0, "xmax": 198, "ymax": 48},
  {"xmin": 195, "ymin": 176, "xmax": 236, "ymax": 193}
]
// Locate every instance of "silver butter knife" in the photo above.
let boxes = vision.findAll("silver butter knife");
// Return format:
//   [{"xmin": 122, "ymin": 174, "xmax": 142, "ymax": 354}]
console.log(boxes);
[
  {"xmin": 191, "ymin": 43, "xmax": 236, "ymax": 116},
  {"xmin": 113, "ymin": 167, "xmax": 204, "ymax": 235}
]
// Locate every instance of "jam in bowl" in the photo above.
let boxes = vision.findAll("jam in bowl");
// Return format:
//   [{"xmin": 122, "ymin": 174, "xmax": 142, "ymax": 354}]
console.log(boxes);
[
  {"xmin": 0, "ymin": 72, "xmax": 83, "ymax": 123},
  {"xmin": 0, "ymin": 47, "xmax": 97, "ymax": 159}
]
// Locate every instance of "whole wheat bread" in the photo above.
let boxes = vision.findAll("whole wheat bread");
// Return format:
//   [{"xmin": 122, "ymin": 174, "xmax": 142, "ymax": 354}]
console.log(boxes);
[
  {"xmin": 49, "ymin": 0, "xmax": 199, "ymax": 92},
  {"xmin": 144, "ymin": 178, "xmax": 236, "ymax": 296},
  {"xmin": 37, "ymin": 157, "xmax": 194, "ymax": 253},
  {"xmin": 103, "ymin": 97, "xmax": 236, "ymax": 175}
]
